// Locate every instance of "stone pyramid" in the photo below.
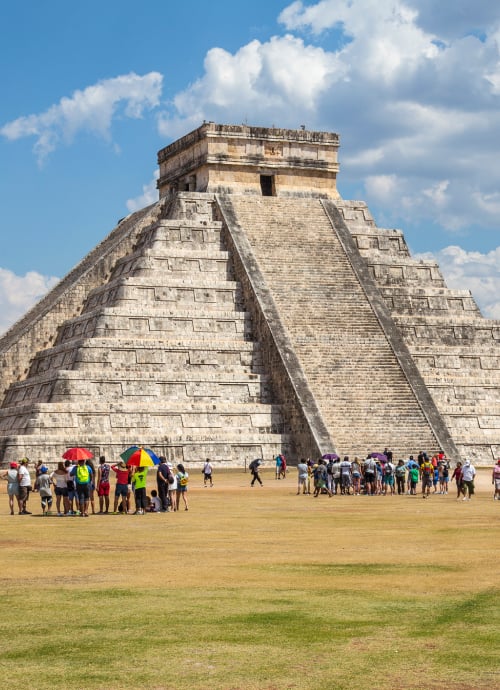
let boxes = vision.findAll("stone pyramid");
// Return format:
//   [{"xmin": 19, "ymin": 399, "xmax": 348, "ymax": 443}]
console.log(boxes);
[{"xmin": 0, "ymin": 123, "xmax": 498, "ymax": 466}]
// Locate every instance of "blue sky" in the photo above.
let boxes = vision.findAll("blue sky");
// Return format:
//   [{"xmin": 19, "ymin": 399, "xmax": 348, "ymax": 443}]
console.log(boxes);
[{"xmin": 1, "ymin": 0, "xmax": 500, "ymax": 333}]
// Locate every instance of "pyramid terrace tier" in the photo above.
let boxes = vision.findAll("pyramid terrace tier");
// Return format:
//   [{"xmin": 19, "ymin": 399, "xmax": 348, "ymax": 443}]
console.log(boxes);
[
  {"xmin": 54, "ymin": 305, "xmax": 252, "ymax": 345},
  {"xmin": 25, "ymin": 338, "xmax": 266, "ymax": 379},
  {"xmin": 83, "ymin": 275, "xmax": 244, "ymax": 312},
  {"xmin": 3, "ymin": 369, "xmax": 273, "ymax": 406},
  {"xmin": 0, "ymin": 400, "xmax": 285, "ymax": 435}
]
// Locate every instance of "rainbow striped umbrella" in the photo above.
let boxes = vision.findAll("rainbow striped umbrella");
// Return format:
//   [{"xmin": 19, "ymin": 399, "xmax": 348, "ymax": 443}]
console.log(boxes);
[{"xmin": 120, "ymin": 446, "xmax": 160, "ymax": 467}]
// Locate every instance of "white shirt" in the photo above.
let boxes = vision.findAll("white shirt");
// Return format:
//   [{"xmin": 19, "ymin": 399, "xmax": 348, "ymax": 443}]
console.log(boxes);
[
  {"xmin": 462, "ymin": 463, "xmax": 476, "ymax": 482},
  {"xmin": 18, "ymin": 465, "xmax": 31, "ymax": 487}
]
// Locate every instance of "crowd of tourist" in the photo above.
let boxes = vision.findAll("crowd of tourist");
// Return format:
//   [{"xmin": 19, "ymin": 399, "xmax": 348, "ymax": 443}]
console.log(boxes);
[
  {"xmin": 290, "ymin": 450, "xmax": 500, "ymax": 501},
  {"xmin": 2, "ymin": 451, "xmax": 499, "ymax": 516},
  {"xmin": 0, "ymin": 455, "xmax": 203, "ymax": 517}
]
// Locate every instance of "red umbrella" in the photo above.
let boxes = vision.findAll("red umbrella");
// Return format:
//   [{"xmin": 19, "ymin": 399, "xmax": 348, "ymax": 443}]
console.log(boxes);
[{"xmin": 62, "ymin": 447, "xmax": 93, "ymax": 461}]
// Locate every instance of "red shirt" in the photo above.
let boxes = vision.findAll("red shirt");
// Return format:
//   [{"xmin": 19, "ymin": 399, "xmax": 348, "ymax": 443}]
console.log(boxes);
[{"xmin": 112, "ymin": 465, "xmax": 129, "ymax": 484}]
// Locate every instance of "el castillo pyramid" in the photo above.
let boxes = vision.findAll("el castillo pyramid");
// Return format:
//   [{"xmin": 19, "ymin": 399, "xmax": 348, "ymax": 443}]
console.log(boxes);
[{"xmin": 0, "ymin": 123, "xmax": 499, "ymax": 466}]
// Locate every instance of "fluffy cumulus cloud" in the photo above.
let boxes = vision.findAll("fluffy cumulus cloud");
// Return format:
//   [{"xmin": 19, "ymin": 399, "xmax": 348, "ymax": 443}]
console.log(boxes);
[
  {"xmin": 1, "ymin": 72, "xmax": 163, "ymax": 163},
  {"xmin": 0, "ymin": 269, "xmax": 59, "ymax": 335},
  {"xmin": 126, "ymin": 170, "xmax": 160, "ymax": 213},
  {"xmin": 158, "ymin": 0, "xmax": 500, "ymax": 235},
  {"xmin": 416, "ymin": 246, "xmax": 500, "ymax": 319}
]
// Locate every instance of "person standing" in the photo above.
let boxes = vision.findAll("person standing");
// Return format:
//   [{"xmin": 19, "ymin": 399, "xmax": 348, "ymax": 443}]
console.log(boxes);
[
  {"xmin": 203, "ymin": 458, "xmax": 213, "ymax": 487},
  {"xmin": 157, "ymin": 456, "xmax": 172, "ymax": 511},
  {"xmin": 296, "ymin": 459, "xmax": 308, "ymax": 495},
  {"xmin": 17, "ymin": 458, "xmax": 32, "ymax": 514},
  {"xmin": 111, "ymin": 461, "xmax": 130, "ymax": 514},
  {"xmin": 492, "ymin": 459, "xmax": 500, "ymax": 500},
  {"xmin": 97, "ymin": 456, "xmax": 111, "ymax": 514},
  {"xmin": 38, "ymin": 466, "xmax": 53, "ymax": 516},
  {"xmin": 275, "ymin": 455, "xmax": 282, "ymax": 480},
  {"xmin": 461, "ymin": 460, "xmax": 476, "ymax": 501},
  {"xmin": 420, "ymin": 456, "xmax": 434, "ymax": 498},
  {"xmin": 167, "ymin": 462, "xmax": 177, "ymax": 511},
  {"xmin": 0, "ymin": 462, "xmax": 21, "ymax": 515},
  {"xmin": 279, "ymin": 455, "xmax": 287, "ymax": 479},
  {"xmin": 339, "ymin": 456, "xmax": 352, "ymax": 495},
  {"xmin": 70, "ymin": 458, "xmax": 93, "ymax": 517},
  {"xmin": 176, "ymin": 463, "xmax": 189, "ymax": 511},
  {"xmin": 451, "ymin": 461, "xmax": 465, "ymax": 499},
  {"xmin": 395, "ymin": 460, "xmax": 406, "ymax": 495},
  {"xmin": 51, "ymin": 462, "xmax": 70, "ymax": 516},
  {"xmin": 351, "ymin": 458, "xmax": 362, "ymax": 495},
  {"xmin": 131, "ymin": 466, "xmax": 148, "ymax": 514},
  {"xmin": 363, "ymin": 455, "xmax": 377, "ymax": 496}
]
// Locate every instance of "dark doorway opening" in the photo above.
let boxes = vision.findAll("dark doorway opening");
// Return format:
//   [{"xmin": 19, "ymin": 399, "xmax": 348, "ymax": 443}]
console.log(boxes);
[{"xmin": 260, "ymin": 175, "xmax": 275, "ymax": 196}]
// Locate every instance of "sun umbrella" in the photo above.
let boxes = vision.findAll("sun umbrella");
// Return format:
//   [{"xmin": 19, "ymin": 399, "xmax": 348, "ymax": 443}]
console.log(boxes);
[
  {"xmin": 62, "ymin": 447, "xmax": 93, "ymax": 461},
  {"xmin": 370, "ymin": 452, "xmax": 387, "ymax": 462},
  {"xmin": 322, "ymin": 453, "xmax": 339, "ymax": 460},
  {"xmin": 120, "ymin": 446, "xmax": 160, "ymax": 467}
]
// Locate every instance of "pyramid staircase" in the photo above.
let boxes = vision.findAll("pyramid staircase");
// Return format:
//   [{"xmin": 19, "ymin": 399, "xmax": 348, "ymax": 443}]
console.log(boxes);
[
  {"xmin": 218, "ymin": 195, "xmax": 445, "ymax": 460},
  {"xmin": 337, "ymin": 200, "xmax": 500, "ymax": 464}
]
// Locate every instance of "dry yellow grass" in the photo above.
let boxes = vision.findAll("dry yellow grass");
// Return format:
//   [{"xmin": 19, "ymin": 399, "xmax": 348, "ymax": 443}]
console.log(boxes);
[{"xmin": 0, "ymin": 467, "xmax": 498, "ymax": 690}]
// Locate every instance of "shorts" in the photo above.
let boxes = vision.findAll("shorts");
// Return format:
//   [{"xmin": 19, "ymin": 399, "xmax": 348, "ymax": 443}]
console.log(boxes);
[
  {"xmin": 364, "ymin": 472, "xmax": 375, "ymax": 483},
  {"xmin": 55, "ymin": 487, "xmax": 68, "ymax": 497},
  {"xmin": 203, "ymin": 473, "xmax": 212, "ymax": 480},
  {"xmin": 7, "ymin": 485, "xmax": 19, "ymax": 496},
  {"xmin": 68, "ymin": 490, "xmax": 78, "ymax": 501},
  {"xmin": 98, "ymin": 481, "xmax": 110, "ymax": 497},
  {"xmin": 41, "ymin": 495, "xmax": 53, "ymax": 508},
  {"xmin": 18, "ymin": 486, "xmax": 29, "ymax": 501},
  {"xmin": 76, "ymin": 484, "xmax": 90, "ymax": 500},
  {"xmin": 494, "ymin": 478, "xmax": 500, "ymax": 490},
  {"xmin": 422, "ymin": 475, "xmax": 433, "ymax": 489},
  {"xmin": 115, "ymin": 483, "xmax": 128, "ymax": 497},
  {"xmin": 383, "ymin": 475, "xmax": 394, "ymax": 485}
]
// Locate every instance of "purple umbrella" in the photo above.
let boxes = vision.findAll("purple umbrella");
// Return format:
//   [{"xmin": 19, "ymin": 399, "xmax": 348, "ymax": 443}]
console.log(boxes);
[
  {"xmin": 322, "ymin": 453, "xmax": 339, "ymax": 461},
  {"xmin": 370, "ymin": 452, "xmax": 387, "ymax": 462}
]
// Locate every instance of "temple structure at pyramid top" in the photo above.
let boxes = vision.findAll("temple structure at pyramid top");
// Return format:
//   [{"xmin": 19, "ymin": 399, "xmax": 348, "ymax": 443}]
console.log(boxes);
[
  {"xmin": 0, "ymin": 123, "xmax": 498, "ymax": 466},
  {"xmin": 157, "ymin": 122, "xmax": 340, "ymax": 199}
]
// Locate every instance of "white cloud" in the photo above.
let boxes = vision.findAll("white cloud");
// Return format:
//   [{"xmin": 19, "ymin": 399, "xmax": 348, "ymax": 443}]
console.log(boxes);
[
  {"xmin": 1, "ymin": 72, "xmax": 163, "ymax": 163},
  {"xmin": 126, "ymin": 170, "xmax": 159, "ymax": 212},
  {"xmin": 416, "ymin": 246, "xmax": 500, "ymax": 319},
  {"xmin": 156, "ymin": 0, "xmax": 500, "ymax": 237},
  {"xmin": 0, "ymin": 269, "xmax": 59, "ymax": 336}
]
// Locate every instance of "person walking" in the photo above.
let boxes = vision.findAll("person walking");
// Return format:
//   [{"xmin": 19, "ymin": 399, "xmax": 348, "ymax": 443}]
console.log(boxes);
[
  {"xmin": 274, "ymin": 455, "xmax": 282, "ymax": 480},
  {"xmin": 451, "ymin": 461, "xmax": 465, "ymax": 499},
  {"xmin": 167, "ymin": 462, "xmax": 177, "ymax": 511},
  {"xmin": 203, "ymin": 458, "xmax": 214, "ymax": 487},
  {"xmin": 249, "ymin": 459, "xmax": 263, "ymax": 487},
  {"xmin": 296, "ymin": 459, "xmax": 308, "ymax": 495},
  {"xmin": 461, "ymin": 460, "xmax": 476, "ymax": 501}
]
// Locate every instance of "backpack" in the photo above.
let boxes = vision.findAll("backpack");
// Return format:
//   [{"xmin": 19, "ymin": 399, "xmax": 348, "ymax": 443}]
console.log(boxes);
[
  {"xmin": 76, "ymin": 464, "xmax": 90, "ymax": 483},
  {"xmin": 384, "ymin": 464, "xmax": 393, "ymax": 476}
]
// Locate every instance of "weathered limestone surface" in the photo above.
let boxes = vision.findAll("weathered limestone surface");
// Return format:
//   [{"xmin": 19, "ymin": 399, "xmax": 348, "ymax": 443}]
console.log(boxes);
[
  {"xmin": 336, "ymin": 200, "xmax": 500, "ymax": 464},
  {"xmin": 0, "ymin": 195, "xmax": 288, "ymax": 465}
]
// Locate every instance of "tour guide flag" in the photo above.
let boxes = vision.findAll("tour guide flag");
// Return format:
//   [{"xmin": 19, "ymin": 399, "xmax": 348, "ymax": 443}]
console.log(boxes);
[{"xmin": 120, "ymin": 446, "xmax": 160, "ymax": 467}]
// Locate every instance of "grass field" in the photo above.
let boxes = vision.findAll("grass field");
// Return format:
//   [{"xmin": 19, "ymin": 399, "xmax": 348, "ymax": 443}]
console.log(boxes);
[{"xmin": 0, "ymin": 467, "xmax": 498, "ymax": 690}]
